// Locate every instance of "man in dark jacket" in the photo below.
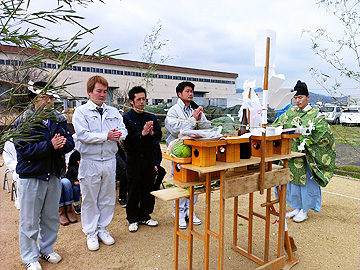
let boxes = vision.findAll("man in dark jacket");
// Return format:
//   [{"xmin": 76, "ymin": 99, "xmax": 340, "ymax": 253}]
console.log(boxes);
[
  {"xmin": 123, "ymin": 86, "xmax": 162, "ymax": 232},
  {"xmin": 14, "ymin": 81, "xmax": 74, "ymax": 270}
]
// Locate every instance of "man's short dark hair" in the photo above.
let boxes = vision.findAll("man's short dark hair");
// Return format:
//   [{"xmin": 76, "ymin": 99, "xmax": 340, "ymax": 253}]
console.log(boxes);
[
  {"xmin": 128, "ymin": 86, "xmax": 147, "ymax": 101},
  {"xmin": 176, "ymin": 81, "xmax": 195, "ymax": 95}
]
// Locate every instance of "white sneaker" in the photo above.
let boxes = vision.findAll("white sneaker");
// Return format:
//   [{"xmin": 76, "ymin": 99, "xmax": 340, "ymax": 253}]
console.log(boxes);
[
  {"xmin": 40, "ymin": 252, "xmax": 62, "ymax": 263},
  {"xmin": 25, "ymin": 261, "xmax": 42, "ymax": 270},
  {"xmin": 285, "ymin": 208, "xmax": 300, "ymax": 219},
  {"xmin": 98, "ymin": 228, "xmax": 115, "ymax": 245},
  {"xmin": 193, "ymin": 214, "xmax": 202, "ymax": 225},
  {"xmin": 293, "ymin": 209, "xmax": 308, "ymax": 222},
  {"xmin": 139, "ymin": 218, "xmax": 158, "ymax": 227},
  {"xmin": 14, "ymin": 199, "xmax": 20, "ymax": 210},
  {"xmin": 129, "ymin": 222, "xmax": 139, "ymax": 232},
  {"xmin": 179, "ymin": 218, "xmax": 187, "ymax": 229},
  {"xmin": 87, "ymin": 233, "xmax": 99, "ymax": 251}
]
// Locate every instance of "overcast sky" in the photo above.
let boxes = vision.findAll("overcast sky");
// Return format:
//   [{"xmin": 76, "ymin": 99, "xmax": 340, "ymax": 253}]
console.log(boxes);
[{"xmin": 31, "ymin": 0, "xmax": 359, "ymax": 96}]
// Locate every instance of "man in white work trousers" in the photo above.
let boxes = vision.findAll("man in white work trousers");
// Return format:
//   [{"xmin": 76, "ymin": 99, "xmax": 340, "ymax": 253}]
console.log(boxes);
[
  {"xmin": 72, "ymin": 75, "xmax": 128, "ymax": 251},
  {"xmin": 165, "ymin": 81, "xmax": 211, "ymax": 229}
]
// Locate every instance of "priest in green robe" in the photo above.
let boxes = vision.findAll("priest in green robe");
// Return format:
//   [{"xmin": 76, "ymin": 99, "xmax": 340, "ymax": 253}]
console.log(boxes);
[{"xmin": 273, "ymin": 80, "xmax": 335, "ymax": 222}]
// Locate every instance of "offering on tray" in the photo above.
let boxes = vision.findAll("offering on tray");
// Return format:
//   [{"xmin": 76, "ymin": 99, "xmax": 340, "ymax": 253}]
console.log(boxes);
[
  {"xmin": 167, "ymin": 139, "xmax": 192, "ymax": 158},
  {"xmin": 178, "ymin": 126, "xmax": 222, "ymax": 141}
]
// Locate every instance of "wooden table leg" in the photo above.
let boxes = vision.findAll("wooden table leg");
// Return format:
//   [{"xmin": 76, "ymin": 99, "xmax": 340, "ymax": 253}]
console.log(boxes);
[
  {"xmin": 277, "ymin": 184, "xmax": 286, "ymax": 257},
  {"xmin": 204, "ymin": 173, "xmax": 211, "ymax": 270},
  {"xmin": 218, "ymin": 171, "xmax": 225, "ymax": 270},
  {"xmin": 188, "ymin": 186, "xmax": 194, "ymax": 270},
  {"xmin": 175, "ymin": 199, "xmax": 179, "ymax": 270},
  {"xmin": 233, "ymin": 196, "xmax": 238, "ymax": 247},
  {"xmin": 248, "ymin": 192, "xmax": 254, "ymax": 254},
  {"xmin": 264, "ymin": 188, "xmax": 271, "ymax": 263}
]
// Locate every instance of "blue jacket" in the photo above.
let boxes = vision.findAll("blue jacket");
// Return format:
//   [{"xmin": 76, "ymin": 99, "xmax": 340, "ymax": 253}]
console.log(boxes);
[{"xmin": 14, "ymin": 107, "xmax": 75, "ymax": 181}]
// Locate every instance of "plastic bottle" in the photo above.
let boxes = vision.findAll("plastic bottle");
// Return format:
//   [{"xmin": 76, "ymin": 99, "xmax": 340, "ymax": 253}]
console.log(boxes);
[{"xmin": 238, "ymin": 109, "xmax": 251, "ymax": 159}]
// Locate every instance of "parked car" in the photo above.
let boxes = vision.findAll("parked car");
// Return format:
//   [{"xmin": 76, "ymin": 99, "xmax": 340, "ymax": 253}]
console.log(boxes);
[
  {"xmin": 319, "ymin": 105, "xmax": 343, "ymax": 124},
  {"xmin": 340, "ymin": 107, "xmax": 360, "ymax": 126}
]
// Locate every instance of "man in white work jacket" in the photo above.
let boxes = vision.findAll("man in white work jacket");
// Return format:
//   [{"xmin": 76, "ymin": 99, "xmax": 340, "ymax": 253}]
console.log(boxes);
[
  {"xmin": 165, "ymin": 81, "xmax": 211, "ymax": 229},
  {"xmin": 72, "ymin": 75, "xmax": 128, "ymax": 251}
]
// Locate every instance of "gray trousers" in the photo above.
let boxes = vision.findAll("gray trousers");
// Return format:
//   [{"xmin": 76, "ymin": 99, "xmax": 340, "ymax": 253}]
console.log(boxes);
[{"xmin": 18, "ymin": 175, "xmax": 61, "ymax": 263}]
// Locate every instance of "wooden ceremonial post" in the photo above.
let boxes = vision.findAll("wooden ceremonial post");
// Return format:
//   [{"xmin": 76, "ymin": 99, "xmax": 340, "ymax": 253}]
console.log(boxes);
[
  {"xmin": 261, "ymin": 37, "xmax": 270, "ymax": 264},
  {"xmin": 259, "ymin": 37, "xmax": 270, "ymax": 195}
]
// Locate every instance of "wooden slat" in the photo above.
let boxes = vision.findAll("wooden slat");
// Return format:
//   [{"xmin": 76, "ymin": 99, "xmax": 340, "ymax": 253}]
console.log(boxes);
[
  {"xmin": 263, "ymin": 169, "xmax": 290, "ymax": 189},
  {"xmin": 224, "ymin": 173, "xmax": 259, "ymax": 199},
  {"xmin": 281, "ymin": 133, "xmax": 300, "ymax": 139},
  {"xmin": 181, "ymin": 152, "xmax": 304, "ymax": 174},
  {"xmin": 255, "ymin": 256, "xmax": 286, "ymax": 270},
  {"xmin": 183, "ymin": 139, "xmax": 226, "ymax": 147},
  {"xmin": 225, "ymin": 137, "xmax": 250, "ymax": 144},
  {"xmin": 191, "ymin": 230, "xmax": 205, "ymax": 241},
  {"xmin": 232, "ymin": 245, "xmax": 264, "ymax": 265},
  {"xmin": 151, "ymin": 187, "xmax": 189, "ymax": 201},
  {"xmin": 223, "ymin": 168, "xmax": 290, "ymax": 199},
  {"xmin": 251, "ymin": 135, "xmax": 282, "ymax": 141},
  {"xmin": 162, "ymin": 152, "xmax": 192, "ymax": 164}
]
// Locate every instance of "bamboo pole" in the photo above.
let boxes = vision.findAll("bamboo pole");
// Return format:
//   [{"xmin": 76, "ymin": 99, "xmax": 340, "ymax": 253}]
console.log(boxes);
[{"xmin": 259, "ymin": 37, "xmax": 270, "ymax": 195}]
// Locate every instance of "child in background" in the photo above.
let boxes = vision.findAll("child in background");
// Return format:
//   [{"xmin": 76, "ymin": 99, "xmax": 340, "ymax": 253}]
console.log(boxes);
[{"xmin": 59, "ymin": 151, "xmax": 81, "ymax": 225}]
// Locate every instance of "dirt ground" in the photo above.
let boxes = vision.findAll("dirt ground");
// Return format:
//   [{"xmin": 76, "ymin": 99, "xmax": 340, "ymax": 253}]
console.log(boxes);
[{"xmin": 1, "ymin": 150, "xmax": 359, "ymax": 270}]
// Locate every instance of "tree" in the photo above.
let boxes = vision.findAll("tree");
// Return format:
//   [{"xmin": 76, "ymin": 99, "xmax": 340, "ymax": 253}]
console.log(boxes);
[
  {"xmin": 140, "ymin": 20, "xmax": 171, "ymax": 93},
  {"xmin": 0, "ymin": 0, "xmax": 121, "ymax": 150},
  {"xmin": 303, "ymin": 0, "xmax": 360, "ymax": 103},
  {"xmin": 112, "ymin": 20, "xmax": 171, "ymax": 112}
]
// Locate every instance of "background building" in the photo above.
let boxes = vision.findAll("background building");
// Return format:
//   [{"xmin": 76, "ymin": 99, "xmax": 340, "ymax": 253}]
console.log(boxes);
[{"xmin": 0, "ymin": 45, "xmax": 238, "ymax": 108}]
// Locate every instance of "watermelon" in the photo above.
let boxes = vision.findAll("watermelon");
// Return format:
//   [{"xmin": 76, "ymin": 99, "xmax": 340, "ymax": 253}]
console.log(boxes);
[{"xmin": 169, "ymin": 139, "xmax": 192, "ymax": 158}]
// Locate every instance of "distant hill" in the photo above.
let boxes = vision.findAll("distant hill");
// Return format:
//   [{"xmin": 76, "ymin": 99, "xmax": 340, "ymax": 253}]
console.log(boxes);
[
  {"xmin": 235, "ymin": 88, "xmax": 347, "ymax": 105},
  {"xmin": 236, "ymin": 88, "xmax": 263, "ymax": 93}
]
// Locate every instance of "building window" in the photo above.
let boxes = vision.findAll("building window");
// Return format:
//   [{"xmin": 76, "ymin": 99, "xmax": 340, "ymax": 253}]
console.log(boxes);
[
  {"xmin": 46, "ymin": 63, "xmax": 55, "ymax": 69},
  {"xmin": 152, "ymin": 99, "xmax": 164, "ymax": 105},
  {"xmin": 194, "ymin": 92, "xmax": 205, "ymax": 97}
]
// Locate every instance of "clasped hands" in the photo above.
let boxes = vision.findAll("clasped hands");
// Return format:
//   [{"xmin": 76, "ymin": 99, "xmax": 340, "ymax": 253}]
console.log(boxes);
[
  {"xmin": 142, "ymin": 121, "xmax": 154, "ymax": 136},
  {"xmin": 108, "ymin": 129, "xmax": 123, "ymax": 141},
  {"xmin": 51, "ymin": 133, "xmax": 67, "ymax": 150},
  {"xmin": 192, "ymin": 106, "xmax": 203, "ymax": 121}
]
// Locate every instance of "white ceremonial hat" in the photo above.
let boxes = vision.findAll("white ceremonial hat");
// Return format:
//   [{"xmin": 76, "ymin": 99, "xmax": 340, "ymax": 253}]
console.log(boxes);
[{"xmin": 28, "ymin": 80, "xmax": 60, "ymax": 99}]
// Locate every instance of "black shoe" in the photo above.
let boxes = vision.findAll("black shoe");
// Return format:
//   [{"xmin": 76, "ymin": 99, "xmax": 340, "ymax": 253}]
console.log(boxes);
[
  {"xmin": 73, "ymin": 204, "xmax": 81, "ymax": 215},
  {"xmin": 118, "ymin": 199, "xmax": 127, "ymax": 208}
]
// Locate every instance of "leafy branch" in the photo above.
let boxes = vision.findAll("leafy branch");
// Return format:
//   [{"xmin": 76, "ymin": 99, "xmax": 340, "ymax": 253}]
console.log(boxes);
[{"xmin": 303, "ymin": 0, "xmax": 360, "ymax": 98}]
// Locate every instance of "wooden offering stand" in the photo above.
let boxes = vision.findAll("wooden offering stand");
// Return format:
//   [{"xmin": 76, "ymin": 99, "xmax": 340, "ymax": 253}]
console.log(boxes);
[
  {"xmin": 183, "ymin": 139, "xmax": 226, "ymax": 167},
  {"xmin": 273, "ymin": 134, "xmax": 300, "ymax": 155},
  {"xmin": 152, "ymin": 35, "xmax": 301, "ymax": 269},
  {"xmin": 251, "ymin": 135, "xmax": 281, "ymax": 157},
  {"xmin": 251, "ymin": 133, "xmax": 300, "ymax": 157},
  {"xmin": 162, "ymin": 153, "xmax": 199, "ymax": 182},
  {"xmin": 217, "ymin": 137, "xmax": 250, "ymax": 163},
  {"xmin": 152, "ymin": 138, "xmax": 302, "ymax": 270}
]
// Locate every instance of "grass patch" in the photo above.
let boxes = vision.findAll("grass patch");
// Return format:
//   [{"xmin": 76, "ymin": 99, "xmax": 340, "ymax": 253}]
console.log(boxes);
[
  {"xmin": 331, "ymin": 125, "xmax": 360, "ymax": 145},
  {"xmin": 334, "ymin": 165, "xmax": 360, "ymax": 179}
]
